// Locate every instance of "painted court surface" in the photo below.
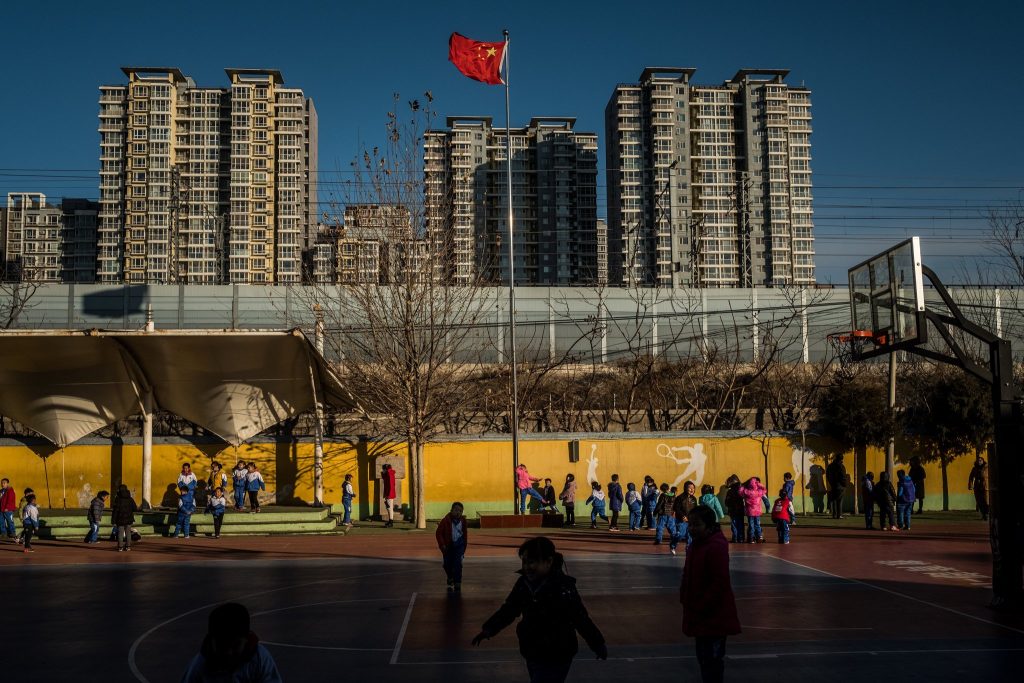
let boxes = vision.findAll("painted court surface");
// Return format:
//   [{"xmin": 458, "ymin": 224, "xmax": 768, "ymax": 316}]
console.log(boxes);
[{"xmin": 2, "ymin": 519, "xmax": 1021, "ymax": 682}]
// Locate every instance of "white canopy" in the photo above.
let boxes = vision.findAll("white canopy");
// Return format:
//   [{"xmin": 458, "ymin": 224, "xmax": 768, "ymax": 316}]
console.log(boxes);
[{"xmin": 0, "ymin": 329, "xmax": 352, "ymax": 447}]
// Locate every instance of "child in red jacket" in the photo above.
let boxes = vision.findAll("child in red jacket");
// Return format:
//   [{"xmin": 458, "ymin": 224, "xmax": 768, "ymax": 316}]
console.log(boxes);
[
  {"xmin": 771, "ymin": 489, "xmax": 796, "ymax": 544},
  {"xmin": 435, "ymin": 502, "xmax": 468, "ymax": 591}
]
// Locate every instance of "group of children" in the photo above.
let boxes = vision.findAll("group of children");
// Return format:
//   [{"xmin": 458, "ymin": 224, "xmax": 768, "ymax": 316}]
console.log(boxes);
[
  {"xmin": 525, "ymin": 471, "xmax": 802, "ymax": 549},
  {"xmin": 172, "ymin": 461, "xmax": 266, "ymax": 539},
  {"xmin": 860, "ymin": 468, "xmax": 917, "ymax": 531},
  {"xmin": 1, "ymin": 478, "xmax": 40, "ymax": 553}
]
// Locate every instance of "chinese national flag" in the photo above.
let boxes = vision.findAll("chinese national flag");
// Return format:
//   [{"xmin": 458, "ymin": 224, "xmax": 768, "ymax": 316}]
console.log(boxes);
[{"xmin": 448, "ymin": 33, "xmax": 505, "ymax": 85}]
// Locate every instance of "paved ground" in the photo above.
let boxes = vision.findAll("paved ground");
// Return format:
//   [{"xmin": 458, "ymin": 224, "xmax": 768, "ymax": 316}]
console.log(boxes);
[{"xmin": 2, "ymin": 514, "xmax": 1021, "ymax": 682}]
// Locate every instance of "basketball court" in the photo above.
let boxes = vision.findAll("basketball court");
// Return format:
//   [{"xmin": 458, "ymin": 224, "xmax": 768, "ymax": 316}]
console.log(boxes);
[{"xmin": 2, "ymin": 518, "xmax": 1021, "ymax": 682}]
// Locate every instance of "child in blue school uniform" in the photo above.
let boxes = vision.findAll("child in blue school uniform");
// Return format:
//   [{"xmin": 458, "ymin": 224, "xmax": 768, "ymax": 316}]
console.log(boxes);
[
  {"xmin": 245, "ymin": 462, "xmax": 266, "ymax": 513},
  {"xmin": 205, "ymin": 486, "xmax": 227, "ymax": 539},
  {"xmin": 625, "ymin": 483, "xmax": 643, "ymax": 531},
  {"xmin": 585, "ymin": 482, "xmax": 609, "ymax": 529},
  {"xmin": 231, "ymin": 460, "xmax": 248, "ymax": 511},
  {"xmin": 172, "ymin": 484, "xmax": 196, "ymax": 538}
]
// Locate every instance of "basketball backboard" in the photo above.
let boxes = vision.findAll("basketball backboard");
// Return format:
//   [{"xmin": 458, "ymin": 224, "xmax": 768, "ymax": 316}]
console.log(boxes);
[{"xmin": 847, "ymin": 237, "xmax": 926, "ymax": 359}]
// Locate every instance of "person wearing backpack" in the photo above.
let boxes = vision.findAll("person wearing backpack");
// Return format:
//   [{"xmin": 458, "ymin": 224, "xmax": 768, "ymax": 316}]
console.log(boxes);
[
  {"xmin": 896, "ymin": 469, "xmax": 916, "ymax": 531},
  {"xmin": 770, "ymin": 488, "xmax": 796, "ymax": 544}
]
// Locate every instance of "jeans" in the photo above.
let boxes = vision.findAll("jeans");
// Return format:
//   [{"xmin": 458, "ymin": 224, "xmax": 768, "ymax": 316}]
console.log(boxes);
[
  {"xmin": 864, "ymin": 501, "xmax": 875, "ymax": 529},
  {"xmin": 671, "ymin": 520, "xmax": 689, "ymax": 550},
  {"xmin": 628, "ymin": 508, "xmax": 642, "ymax": 530},
  {"xmin": 776, "ymin": 520, "xmax": 791, "ymax": 543},
  {"xmin": 117, "ymin": 524, "xmax": 132, "ymax": 548},
  {"xmin": 747, "ymin": 515, "xmax": 762, "ymax": 541},
  {"xmin": 0, "ymin": 510, "xmax": 15, "ymax": 537},
  {"xmin": 590, "ymin": 505, "xmax": 608, "ymax": 525},
  {"xmin": 655, "ymin": 514, "xmax": 676, "ymax": 543},
  {"xmin": 896, "ymin": 502, "xmax": 912, "ymax": 529},
  {"xmin": 342, "ymin": 495, "xmax": 353, "ymax": 524},
  {"xmin": 519, "ymin": 487, "xmax": 545, "ymax": 513},
  {"xmin": 173, "ymin": 512, "xmax": 191, "ymax": 537},
  {"xmin": 525, "ymin": 658, "xmax": 573, "ymax": 683},
  {"xmin": 642, "ymin": 501, "xmax": 655, "ymax": 528},
  {"xmin": 442, "ymin": 539, "xmax": 466, "ymax": 584},
  {"xmin": 729, "ymin": 516, "xmax": 745, "ymax": 543},
  {"xmin": 86, "ymin": 521, "xmax": 100, "ymax": 543},
  {"xmin": 233, "ymin": 487, "xmax": 246, "ymax": 509},
  {"xmin": 695, "ymin": 636, "xmax": 727, "ymax": 683}
]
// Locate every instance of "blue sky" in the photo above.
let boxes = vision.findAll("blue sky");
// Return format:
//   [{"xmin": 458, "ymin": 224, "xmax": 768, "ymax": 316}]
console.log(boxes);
[{"xmin": 1, "ymin": 0, "xmax": 1022, "ymax": 283}]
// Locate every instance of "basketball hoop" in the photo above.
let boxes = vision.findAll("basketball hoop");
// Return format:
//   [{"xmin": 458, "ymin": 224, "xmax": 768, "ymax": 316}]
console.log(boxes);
[{"xmin": 827, "ymin": 329, "xmax": 885, "ymax": 370}]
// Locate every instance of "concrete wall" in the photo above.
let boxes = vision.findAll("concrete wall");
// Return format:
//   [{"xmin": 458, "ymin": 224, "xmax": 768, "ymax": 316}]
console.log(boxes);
[{"xmin": 0, "ymin": 433, "xmax": 980, "ymax": 518}]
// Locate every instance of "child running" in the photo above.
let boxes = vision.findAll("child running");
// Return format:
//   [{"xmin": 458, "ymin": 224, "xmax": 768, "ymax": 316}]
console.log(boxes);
[
  {"xmin": 472, "ymin": 536, "xmax": 607, "ymax": 683},
  {"xmin": 435, "ymin": 502, "xmax": 468, "ymax": 592},
  {"xmin": 559, "ymin": 474, "xmax": 577, "ymax": 527},
  {"xmin": 625, "ymin": 482, "xmax": 643, "ymax": 531},
  {"xmin": 585, "ymin": 482, "xmax": 609, "ymax": 529},
  {"xmin": 771, "ymin": 488, "xmax": 796, "ymax": 544},
  {"xmin": 653, "ymin": 484, "xmax": 676, "ymax": 546}
]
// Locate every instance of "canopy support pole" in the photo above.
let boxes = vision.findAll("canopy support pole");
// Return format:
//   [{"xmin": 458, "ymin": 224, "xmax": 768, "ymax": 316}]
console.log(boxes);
[{"xmin": 141, "ymin": 390, "xmax": 153, "ymax": 509}]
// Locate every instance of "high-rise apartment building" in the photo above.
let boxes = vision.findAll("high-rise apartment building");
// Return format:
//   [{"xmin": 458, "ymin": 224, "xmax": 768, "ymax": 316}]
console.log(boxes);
[
  {"xmin": 606, "ymin": 68, "xmax": 814, "ymax": 288},
  {"xmin": 97, "ymin": 67, "xmax": 317, "ymax": 285},
  {"xmin": 2, "ymin": 193, "xmax": 98, "ymax": 283},
  {"xmin": 425, "ymin": 116, "xmax": 600, "ymax": 285}
]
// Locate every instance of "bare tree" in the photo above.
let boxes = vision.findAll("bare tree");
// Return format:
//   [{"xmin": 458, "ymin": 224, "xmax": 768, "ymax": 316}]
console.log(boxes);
[
  {"xmin": 301, "ymin": 94, "xmax": 491, "ymax": 529},
  {"xmin": 0, "ymin": 268, "xmax": 41, "ymax": 329}
]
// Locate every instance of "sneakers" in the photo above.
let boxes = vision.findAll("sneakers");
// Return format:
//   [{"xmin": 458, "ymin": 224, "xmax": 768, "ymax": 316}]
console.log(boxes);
[
  {"xmin": 669, "ymin": 547, "xmax": 677, "ymax": 556},
  {"xmin": 118, "ymin": 547, "xmax": 125, "ymax": 552},
  {"xmin": 758, "ymin": 537, "xmax": 766, "ymax": 544},
  {"xmin": 23, "ymin": 547, "xmax": 34, "ymax": 553},
  {"xmin": 590, "ymin": 523, "xmax": 598, "ymax": 529},
  {"xmin": 783, "ymin": 540, "xmax": 790, "ymax": 544},
  {"xmin": 447, "ymin": 580, "xmax": 455, "ymax": 592}
]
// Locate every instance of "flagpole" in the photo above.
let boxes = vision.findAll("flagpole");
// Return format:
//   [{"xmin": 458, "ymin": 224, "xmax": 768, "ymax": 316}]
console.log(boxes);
[{"xmin": 503, "ymin": 28, "xmax": 521, "ymax": 514}]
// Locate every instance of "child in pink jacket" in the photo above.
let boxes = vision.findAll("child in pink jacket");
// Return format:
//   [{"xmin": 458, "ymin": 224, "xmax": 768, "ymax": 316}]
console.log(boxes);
[{"xmin": 739, "ymin": 477, "xmax": 767, "ymax": 543}]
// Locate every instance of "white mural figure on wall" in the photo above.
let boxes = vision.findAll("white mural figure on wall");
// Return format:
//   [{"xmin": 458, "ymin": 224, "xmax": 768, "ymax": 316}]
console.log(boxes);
[
  {"xmin": 791, "ymin": 447, "xmax": 812, "ymax": 479},
  {"xmin": 657, "ymin": 443, "xmax": 708, "ymax": 489},
  {"xmin": 586, "ymin": 444, "xmax": 600, "ymax": 484}
]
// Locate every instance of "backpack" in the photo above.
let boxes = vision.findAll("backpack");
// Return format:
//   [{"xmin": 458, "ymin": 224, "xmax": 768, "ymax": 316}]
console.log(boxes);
[
  {"xmin": 901, "ymin": 478, "xmax": 916, "ymax": 504},
  {"xmin": 770, "ymin": 497, "xmax": 791, "ymax": 523}
]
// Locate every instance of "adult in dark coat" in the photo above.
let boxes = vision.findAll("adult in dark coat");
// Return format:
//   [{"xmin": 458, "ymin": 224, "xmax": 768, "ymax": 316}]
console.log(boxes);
[
  {"xmin": 807, "ymin": 463, "xmax": 827, "ymax": 514},
  {"xmin": 825, "ymin": 455, "xmax": 848, "ymax": 519},
  {"xmin": 908, "ymin": 456, "xmax": 927, "ymax": 513},
  {"xmin": 967, "ymin": 456, "xmax": 989, "ymax": 521},
  {"xmin": 681, "ymin": 505, "xmax": 741, "ymax": 683}
]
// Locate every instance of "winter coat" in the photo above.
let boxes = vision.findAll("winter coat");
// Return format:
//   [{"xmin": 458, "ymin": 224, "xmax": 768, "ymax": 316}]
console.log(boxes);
[
  {"xmin": 607, "ymin": 482, "xmax": 624, "ymax": 512},
  {"xmin": 586, "ymin": 490, "xmax": 606, "ymax": 511},
  {"xmin": 968, "ymin": 464, "xmax": 988, "ymax": 495},
  {"xmin": 860, "ymin": 476, "xmax": 874, "ymax": 502},
  {"xmin": 182, "ymin": 633, "xmax": 282, "ymax": 683},
  {"xmin": 87, "ymin": 496, "xmax": 105, "ymax": 523},
  {"xmin": 625, "ymin": 489, "xmax": 643, "ymax": 512},
  {"xmin": 0, "ymin": 486, "xmax": 16, "ymax": 513},
  {"xmin": 738, "ymin": 479, "xmax": 767, "ymax": 516},
  {"xmin": 246, "ymin": 471, "xmax": 266, "ymax": 493},
  {"xmin": 559, "ymin": 480, "xmax": 577, "ymax": 505},
  {"xmin": 641, "ymin": 483, "xmax": 659, "ymax": 508},
  {"xmin": 680, "ymin": 530, "xmax": 741, "ymax": 638},
  {"xmin": 541, "ymin": 485, "xmax": 557, "ymax": 506},
  {"xmin": 516, "ymin": 467, "xmax": 538, "ymax": 490},
  {"xmin": 232, "ymin": 466, "xmax": 249, "ymax": 489},
  {"xmin": 207, "ymin": 470, "xmax": 228, "ymax": 492},
  {"xmin": 698, "ymin": 493, "xmax": 725, "ymax": 521},
  {"xmin": 782, "ymin": 479, "xmax": 795, "ymax": 501},
  {"xmin": 724, "ymin": 483, "xmax": 745, "ymax": 518},
  {"xmin": 111, "ymin": 491, "xmax": 137, "ymax": 526},
  {"xmin": 383, "ymin": 467, "xmax": 397, "ymax": 499},
  {"xmin": 826, "ymin": 461, "xmax": 848, "ymax": 491},
  {"xmin": 654, "ymin": 492, "xmax": 676, "ymax": 517},
  {"xmin": 177, "ymin": 471, "xmax": 198, "ymax": 491},
  {"xmin": 873, "ymin": 480, "xmax": 897, "ymax": 507},
  {"xmin": 672, "ymin": 493, "xmax": 698, "ymax": 522},
  {"xmin": 206, "ymin": 495, "xmax": 227, "ymax": 516},
  {"xmin": 481, "ymin": 570, "xmax": 605, "ymax": 663},
  {"xmin": 435, "ymin": 513, "xmax": 468, "ymax": 551},
  {"xmin": 178, "ymin": 490, "xmax": 197, "ymax": 515},
  {"xmin": 771, "ymin": 496, "xmax": 795, "ymax": 523},
  {"xmin": 21, "ymin": 503, "xmax": 39, "ymax": 528},
  {"xmin": 896, "ymin": 476, "xmax": 916, "ymax": 505},
  {"xmin": 909, "ymin": 464, "xmax": 927, "ymax": 498}
]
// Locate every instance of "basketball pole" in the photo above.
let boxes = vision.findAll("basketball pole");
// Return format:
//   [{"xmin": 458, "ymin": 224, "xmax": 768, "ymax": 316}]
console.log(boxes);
[{"xmin": 886, "ymin": 351, "xmax": 896, "ymax": 483}]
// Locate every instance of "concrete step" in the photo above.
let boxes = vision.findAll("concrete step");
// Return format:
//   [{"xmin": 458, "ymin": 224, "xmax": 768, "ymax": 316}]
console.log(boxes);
[{"xmin": 30, "ymin": 507, "xmax": 340, "ymax": 538}]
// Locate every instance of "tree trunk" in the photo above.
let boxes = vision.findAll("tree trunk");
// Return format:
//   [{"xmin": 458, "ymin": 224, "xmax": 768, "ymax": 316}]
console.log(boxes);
[
  {"xmin": 940, "ymin": 456, "xmax": 949, "ymax": 512},
  {"xmin": 407, "ymin": 437, "xmax": 426, "ymax": 529}
]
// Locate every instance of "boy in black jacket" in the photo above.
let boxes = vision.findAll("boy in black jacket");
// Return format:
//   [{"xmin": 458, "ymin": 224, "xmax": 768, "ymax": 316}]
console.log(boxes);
[
  {"xmin": 85, "ymin": 490, "xmax": 109, "ymax": 543},
  {"xmin": 473, "ymin": 536, "xmax": 606, "ymax": 683}
]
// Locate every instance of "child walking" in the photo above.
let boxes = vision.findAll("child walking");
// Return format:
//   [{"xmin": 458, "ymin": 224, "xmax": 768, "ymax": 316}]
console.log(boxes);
[
  {"xmin": 341, "ymin": 474, "xmax": 356, "ymax": 526},
  {"xmin": 559, "ymin": 474, "xmax": 577, "ymax": 527},
  {"xmin": 771, "ymin": 488, "xmax": 796, "ymax": 544},
  {"xmin": 21, "ymin": 493, "xmax": 39, "ymax": 553},
  {"xmin": 85, "ymin": 489, "xmax": 109, "ymax": 543},
  {"xmin": 586, "ymin": 482, "xmax": 609, "ymax": 529},
  {"xmin": 172, "ymin": 484, "xmax": 196, "ymax": 539},
  {"xmin": 874, "ymin": 470, "xmax": 898, "ymax": 531},
  {"xmin": 231, "ymin": 460, "xmax": 248, "ymax": 511},
  {"xmin": 739, "ymin": 477, "xmax": 767, "ymax": 544},
  {"xmin": 724, "ymin": 475, "xmax": 745, "ymax": 543},
  {"xmin": 472, "ymin": 537, "xmax": 607, "ymax": 683},
  {"xmin": 245, "ymin": 462, "xmax": 265, "ymax": 513},
  {"xmin": 206, "ymin": 487, "xmax": 227, "ymax": 538},
  {"xmin": 16, "ymin": 487, "xmax": 34, "ymax": 545},
  {"xmin": 699, "ymin": 484, "xmax": 724, "ymax": 521},
  {"xmin": 653, "ymin": 484, "xmax": 676, "ymax": 545},
  {"xmin": 625, "ymin": 483, "xmax": 643, "ymax": 531},
  {"xmin": 640, "ymin": 475, "xmax": 658, "ymax": 530},
  {"xmin": 435, "ymin": 502, "xmax": 468, "ymax": 591},
  {"xmin": 607, "ymin": 474, "xmax": 624, "ymax": 531},
  {"xmin": 111, "ymin": 484, "xmax": 138, "ymax": 551},
  {"xmin": 896, "ymin": 469, "xmax": 916, "ymax": 531},
  {"xmin": 861, "ymin": 472, "xmax": 875, "ymax": 529}
]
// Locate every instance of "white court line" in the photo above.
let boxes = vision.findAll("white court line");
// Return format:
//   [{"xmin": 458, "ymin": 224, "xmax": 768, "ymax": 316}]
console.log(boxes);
[
  {"xmin": 390, "ymin": 592, "xmax": 418, "ymax": 665},
  {"xmin": 128, "ymin": 568, "xmax": 427, "ymax": 682},
  {"xmin": 263, "ymin": 641, "xmax": 393, "ymax": 652},
  {"xmin": 767, "ymin": 555, "xmax": 1024, "ymax": 636},
  {"xmin": 743, "ymin": 625, "xmax": 873, "ymax": 631}
]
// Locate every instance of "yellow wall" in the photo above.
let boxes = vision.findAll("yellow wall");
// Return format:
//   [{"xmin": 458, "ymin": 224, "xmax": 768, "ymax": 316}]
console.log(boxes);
[{"xmin": 0, "ymin": 435, "xmax": 982, "ymax": 517}]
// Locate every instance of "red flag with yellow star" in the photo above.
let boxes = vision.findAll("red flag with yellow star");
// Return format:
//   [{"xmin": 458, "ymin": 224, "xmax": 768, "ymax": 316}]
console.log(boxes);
[{"xmin": 448, "ymin": 33, "xmax": 505, "ymax": 85}]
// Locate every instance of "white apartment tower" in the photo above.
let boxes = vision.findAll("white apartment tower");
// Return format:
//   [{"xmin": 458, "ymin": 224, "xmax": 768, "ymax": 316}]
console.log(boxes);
[
  {"xmin": 97, "ymin": 67, "xmax": 317, "ymax": 284},
  {"xmin": 425, "ymin": 117, "xmax": 601, "ymax": 285},
  {"xmin": 606, "ymin": 68, "xmax": 814, "ymax": 287}
]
